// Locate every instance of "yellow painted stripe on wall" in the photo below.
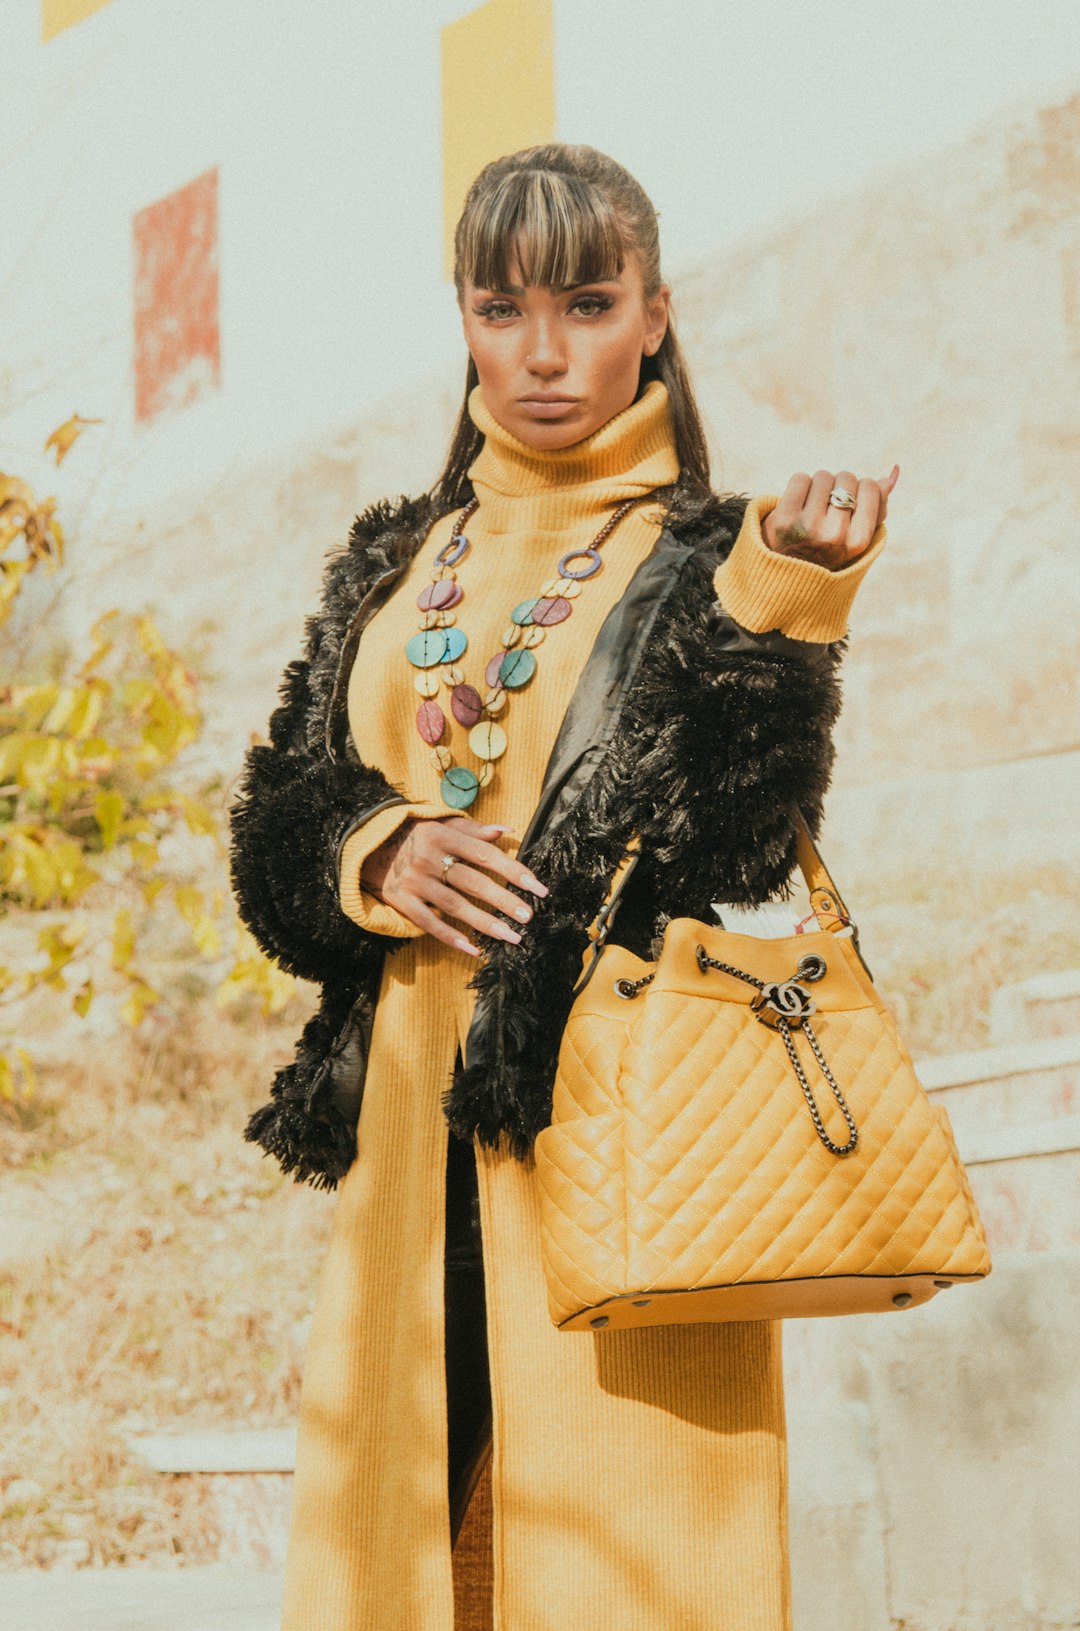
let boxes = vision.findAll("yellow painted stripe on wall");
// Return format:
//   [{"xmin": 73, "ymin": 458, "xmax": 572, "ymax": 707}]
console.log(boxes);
[
  {"xmin": 441, "ymin": 0, "xmax": 555, "ymax": 281},
  {"xmin": 42, "ymin": 0, "xmax": 115, "ymax": 41}
]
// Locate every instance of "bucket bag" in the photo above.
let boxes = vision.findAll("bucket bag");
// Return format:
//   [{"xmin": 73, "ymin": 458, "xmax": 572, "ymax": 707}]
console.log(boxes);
[{"xmin": 534, "ymin": 811, "xmax": 992, "ymax": 1331}]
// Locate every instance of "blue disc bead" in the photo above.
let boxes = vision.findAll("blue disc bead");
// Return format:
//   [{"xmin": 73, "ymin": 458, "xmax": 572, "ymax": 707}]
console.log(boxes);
[
  {"xmin": 440, "ymin": 767, "xmax": 480, "ymax": 808},
  {"xmin": 498, "ymin": 646, "xmax": 537, "ymax": 689},
  {"xmin": 405, "ymin": 630, "xmax": 450, "ymax": 668}
]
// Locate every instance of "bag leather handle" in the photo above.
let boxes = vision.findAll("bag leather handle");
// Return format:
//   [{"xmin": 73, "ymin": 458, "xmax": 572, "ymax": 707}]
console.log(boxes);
[{"xmin": 574, "ymin": 808, "xmax": 864, "ymax": 998}]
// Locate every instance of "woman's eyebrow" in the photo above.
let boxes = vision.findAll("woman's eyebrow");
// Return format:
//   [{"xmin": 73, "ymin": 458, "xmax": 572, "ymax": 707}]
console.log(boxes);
[{"xmin": 480, "ymin": 277, "xmax": 623, "ymax": 295}]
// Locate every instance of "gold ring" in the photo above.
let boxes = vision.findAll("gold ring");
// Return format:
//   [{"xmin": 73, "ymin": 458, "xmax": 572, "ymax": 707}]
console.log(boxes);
[{"xmin": 441, "ymin": 853, "xmax": 455, "ymax": 881}]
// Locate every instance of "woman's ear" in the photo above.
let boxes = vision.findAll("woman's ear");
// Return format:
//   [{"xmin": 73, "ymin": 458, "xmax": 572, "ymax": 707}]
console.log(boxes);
[{"xmin": 643, "ymin": 282, "xmax": 671, "ymax": 357}]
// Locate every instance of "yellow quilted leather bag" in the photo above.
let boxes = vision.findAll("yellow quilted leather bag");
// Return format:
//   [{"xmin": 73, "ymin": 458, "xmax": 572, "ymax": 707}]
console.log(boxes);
[{"xmin": 534, "ymin": 812, "xmax": 992, "ymax": 1331}]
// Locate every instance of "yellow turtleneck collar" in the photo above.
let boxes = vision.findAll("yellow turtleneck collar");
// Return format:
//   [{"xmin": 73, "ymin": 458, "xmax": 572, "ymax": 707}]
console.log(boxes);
[{"xmin": 465, "ymin": 377, "xmax": 681, "ymax": 536}]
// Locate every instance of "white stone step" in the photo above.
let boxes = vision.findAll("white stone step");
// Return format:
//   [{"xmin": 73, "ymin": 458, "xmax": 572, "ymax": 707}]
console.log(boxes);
[
  {"xmin": 988, "ymin": 967, "xmax": 1080, "ymax": 1045},
  {"xmin": 0, "ymin": 1568, "xmax": 282, "ymax": 1631},
  {"xmin": 916, "ymin": 1032, "xmax": 1080, "ymax": 1164},
  {"xmin": 127, "ymin": 1429, "xmax": 297, "ymax": 1475}
]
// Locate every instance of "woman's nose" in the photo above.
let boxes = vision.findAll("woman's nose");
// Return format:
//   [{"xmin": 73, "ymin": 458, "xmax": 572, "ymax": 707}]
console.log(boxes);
[{"xmin": 525, "ymin": 322, "xmax": 566, "ymax": 375}]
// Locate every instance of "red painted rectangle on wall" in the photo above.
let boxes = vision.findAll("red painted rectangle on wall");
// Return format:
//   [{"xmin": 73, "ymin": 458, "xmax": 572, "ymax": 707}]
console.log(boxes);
[{"xmin": 133, "ymin": 168, "xmax": 220, "ymax": 424}]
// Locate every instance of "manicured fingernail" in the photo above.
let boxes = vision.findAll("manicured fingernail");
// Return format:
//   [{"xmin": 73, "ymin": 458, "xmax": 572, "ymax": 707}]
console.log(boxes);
[
  {"xmin": 454, "ymin": 937, "xmax": 479, "ymax": 956},
  {"xmin": 524, "ymin": 873, "xmax": 548, "ymax": 895}
]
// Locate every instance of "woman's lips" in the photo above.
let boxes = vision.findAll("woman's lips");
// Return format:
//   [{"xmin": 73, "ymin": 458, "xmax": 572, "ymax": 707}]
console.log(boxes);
[{"xmin": 519, "ymin": 398, "xmax": 579, "ymax": 418}]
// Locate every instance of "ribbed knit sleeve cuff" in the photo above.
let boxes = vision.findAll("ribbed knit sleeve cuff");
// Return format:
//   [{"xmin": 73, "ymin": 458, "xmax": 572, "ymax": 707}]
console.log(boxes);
[
  {"xmin": 338, "ymin": 801, "xmax": 448, "ymax": 939},
  {"xmin": 713, "ymin": 495, "xmax": 886, "ymax": 642}
]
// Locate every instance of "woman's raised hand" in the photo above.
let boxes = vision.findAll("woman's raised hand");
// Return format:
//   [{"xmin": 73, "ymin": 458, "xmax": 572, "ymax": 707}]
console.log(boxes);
[
  {"xmin": 359, "ymin": 815, "xmax": 548, "ymax": 956},
  {"xmin": 762, "ymin": 466, "xmax": 899, "ymax": 571}
]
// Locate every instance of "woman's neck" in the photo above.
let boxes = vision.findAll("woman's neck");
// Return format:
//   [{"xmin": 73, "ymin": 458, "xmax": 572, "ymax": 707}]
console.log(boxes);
[{"xmin": 464, "ymin": 378, "xmax": 680, "ymax": 536}]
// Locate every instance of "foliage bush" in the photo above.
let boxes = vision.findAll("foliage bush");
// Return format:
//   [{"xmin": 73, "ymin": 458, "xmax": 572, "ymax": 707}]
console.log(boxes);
[{"xmin": 0, "ymin": 418, "xmax": 294, "ymax": 1106}]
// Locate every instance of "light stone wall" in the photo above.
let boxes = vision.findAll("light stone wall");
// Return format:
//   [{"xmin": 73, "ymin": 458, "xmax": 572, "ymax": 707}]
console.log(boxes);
[
  {"xmin": 72, "ymin": 86, "xmax": 1080, "ymax": 881},
  {"xmin": 29, "ymin": 73, "xmax": 1080, "ymax": 1631}
]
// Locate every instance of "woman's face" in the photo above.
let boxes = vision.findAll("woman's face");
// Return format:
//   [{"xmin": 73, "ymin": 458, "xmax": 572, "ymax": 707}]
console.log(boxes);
[{"xmin": 459, "ymin": 244, "xmax": 670, "ymax": 449}]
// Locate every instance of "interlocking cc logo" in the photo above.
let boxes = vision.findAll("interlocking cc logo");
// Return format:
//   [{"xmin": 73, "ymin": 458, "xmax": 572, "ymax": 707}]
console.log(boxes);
[{"xmin": 751, "ymin": 978, "xmax": 817, "ymax": 1030}]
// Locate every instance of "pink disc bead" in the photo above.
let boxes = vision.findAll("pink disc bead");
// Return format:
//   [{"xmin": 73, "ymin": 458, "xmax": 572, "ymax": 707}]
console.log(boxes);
[
  {"xmin": 530, "ymin": 595, "xmax": 572, "ymax": 627},
  {"xmin": 451, "ymin": 683, "xmax": 484, "ymax": 726},
  {"xmin": 484, "ymin": 650, "xmax": 508, "ymax": 688},
  {"xmin": 417, "ymin": 579, "xmax": 462, "ymax": 612},
  {"xmin": 416, "ymin": 700, "xmax": 445, "ymax": 745}
]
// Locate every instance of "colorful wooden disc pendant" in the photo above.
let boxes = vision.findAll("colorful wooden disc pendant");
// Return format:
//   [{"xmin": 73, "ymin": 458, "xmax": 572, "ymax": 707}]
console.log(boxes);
[{"xmin": 406, "ymin": 486, "xmax": 670, "ymax": 812}]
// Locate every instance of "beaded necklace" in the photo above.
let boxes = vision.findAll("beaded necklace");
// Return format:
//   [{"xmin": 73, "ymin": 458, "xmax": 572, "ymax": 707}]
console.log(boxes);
[{"xmin": 405, "ymin": 485, "xmax": 674, "ymax": 811}]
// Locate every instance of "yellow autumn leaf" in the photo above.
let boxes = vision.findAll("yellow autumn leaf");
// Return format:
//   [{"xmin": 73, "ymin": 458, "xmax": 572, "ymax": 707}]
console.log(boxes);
[
  {"xmin": 0, "ymin": 559, "xmax": 33, "ymax": 625},
  {"xmin": 73, "ymin": 979, "xmax": 94, "ymax": 1017},
  {"xmin": 112, "ymin": 906, "xmax": 135, "ymax": 970},
  {"xmin": 0, "ymin": 1055, "xmax": 13, "ymax": 1102},
  {"xmin": 14, "ymin": 1049, "xmax": 36, "ymax": 1100},
  {"xmin": 33, "ymin": 921, "xmax": 84, "ymax": 990},
  {"xmin": 79, "ymin": 610, "xmax": 120, "ymax": 679},
  {"xmin": 95, "ymin": 789, "xmax": 124, "ymax": 849},
  {"xmin": 135, "ymin": 615, "xmax": 167, "ymax": 662},
  {"xmin": 216, "ymin": 927, "xmax": 296, "ymax": 1016},
  {"xmin": 65, "ymin": 683, "xmax": 106, "ymax": 739},
  {"xmin": 12, "ymin": 835, "xmax": 57, "ymax": 907},
  {"xmin": 40, "ymin": 686, "xmax": 77, "ymax": 734},
  {"xmin": 0, "ymin": 471, "xmax": 34, "ymax": 511},
  {"xmin": 9, "ymin": 684, "xmax": 61, "ymax": 730},
  {"xmin": 44, "ymin": 414, "xmax": 103, "ymax": 466},
  {"xmin": 174, "ymin": 884, "xmax": 221, "ymax": 958},
  {"xmin": 121, "ymin": 678, "xmax": 156, "ymax": 714},
  {"xmin": 1, "ymin": 830, "xmax": 96, "ymax": 908},
  {"xmin": 177, "ymin": 794, "xmax": 217, "ymax": 836},
  {"xmin": 120, "ymin": 976, "xmax": 159, "ymax": 1028},
  {"xmin": 11, "ymin": 735, "xmax": 61, "ymax": 791}
]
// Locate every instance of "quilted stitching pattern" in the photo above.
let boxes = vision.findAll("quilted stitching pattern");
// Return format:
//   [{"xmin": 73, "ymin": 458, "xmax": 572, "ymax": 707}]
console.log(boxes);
[{"xmin": 536, "ymin": 938, "xmax": 993, "ymax": 1327}]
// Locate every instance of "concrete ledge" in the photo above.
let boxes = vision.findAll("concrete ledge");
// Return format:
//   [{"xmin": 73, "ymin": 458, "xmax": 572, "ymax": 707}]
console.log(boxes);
[
  {"xmin": 915, "ymin": 1031, "xmax": 1080, "ymax": 1091},
  {"xmin": 0, "ymin": 1568, "xmax": 282, "ymax": 1631},
  {"xmin": 127, "ymin": 1429, "xmax": 297, "ymax": 1475}
]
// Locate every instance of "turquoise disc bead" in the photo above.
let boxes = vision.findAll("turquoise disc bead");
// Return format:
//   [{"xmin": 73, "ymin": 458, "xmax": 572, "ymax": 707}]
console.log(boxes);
[
  {"xmin": 499, "ymin": 646, "xmax": 537, "ymax": 689},
  {"xmin": 405, "ymin": 629, "xmax": 449, "ymax": 668},
  {"xmin": 510, "ymin": 599, "xmax": 537, "ymax": 626},
  {"xmin": 442, "ymin": 626, "xmax": 468, "ymax": 662},
  {"xmin": 440, "ymin": 767, "xmax": 480, "ymax": 809}
]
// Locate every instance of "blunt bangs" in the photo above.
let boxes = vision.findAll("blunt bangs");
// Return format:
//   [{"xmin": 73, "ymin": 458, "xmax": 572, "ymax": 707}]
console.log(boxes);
[{"xmin": 458, "ymin": 168, "xmax": 626, "ymax": 294}]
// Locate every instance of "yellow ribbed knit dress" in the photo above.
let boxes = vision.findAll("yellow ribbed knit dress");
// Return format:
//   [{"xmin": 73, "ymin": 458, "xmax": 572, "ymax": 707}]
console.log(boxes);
[{"xmin": 279, "ymin": 379, "xmax": 884, "ymax": 1631}]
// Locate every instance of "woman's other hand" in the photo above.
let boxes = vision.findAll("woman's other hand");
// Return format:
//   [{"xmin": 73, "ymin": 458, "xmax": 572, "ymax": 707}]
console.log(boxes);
[
  {"xmin": 360, "ymin": 815, "xmax": 548, "ymax": 956},
  {"xmin": 762, "ymin": 466, "xmax": 899, "ymax": 570}
]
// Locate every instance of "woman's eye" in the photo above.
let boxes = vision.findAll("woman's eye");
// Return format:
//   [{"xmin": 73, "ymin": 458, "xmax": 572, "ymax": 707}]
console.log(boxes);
[
  {"xmin": 476, "ymin": 301, "xmax": 517, "ymax": 320},
  {"xmin": 572, "ymin": 294, "xmax": 613, "ymax": 316}
]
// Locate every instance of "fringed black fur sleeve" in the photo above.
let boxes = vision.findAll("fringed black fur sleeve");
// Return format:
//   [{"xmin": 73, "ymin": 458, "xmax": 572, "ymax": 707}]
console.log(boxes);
[{"xmin": 227, "ymin": 652, "xmax": 408, "ymax": 986}]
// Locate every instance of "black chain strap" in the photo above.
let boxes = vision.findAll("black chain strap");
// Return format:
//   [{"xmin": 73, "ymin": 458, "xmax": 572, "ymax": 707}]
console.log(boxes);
[{"xmin": 615, "ymin": 948, "xmax": 859, "ymax": 1157}]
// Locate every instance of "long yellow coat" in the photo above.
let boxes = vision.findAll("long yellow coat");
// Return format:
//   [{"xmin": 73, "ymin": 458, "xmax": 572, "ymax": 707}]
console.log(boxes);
[{"xmin": 279, "ymin": 380, "xmax": 883, "ymax": 1630}]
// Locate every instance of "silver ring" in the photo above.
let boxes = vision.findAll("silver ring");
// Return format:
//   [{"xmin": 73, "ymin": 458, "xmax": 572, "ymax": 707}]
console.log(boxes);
[
  {"xmin": 440, "ymin": 853, "xmax": 455, "ymax": 881},
  {"xmin": 828, "ymin": 486, "xmax": 857, "ymax": 511}
]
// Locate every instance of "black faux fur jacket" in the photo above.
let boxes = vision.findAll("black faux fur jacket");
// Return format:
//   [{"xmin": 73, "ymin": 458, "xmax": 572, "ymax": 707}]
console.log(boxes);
[{"xmin": 228, "ymin": 475, "xmax": 846, "ymax": 1188}]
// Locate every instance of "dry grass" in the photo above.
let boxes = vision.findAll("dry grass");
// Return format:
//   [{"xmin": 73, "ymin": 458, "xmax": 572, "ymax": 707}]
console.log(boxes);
[
  {"xmin": 0, "ymin": 985, "xmax": 327, "ymax": 1568},
  {"xmin": 1, "ymin": 857, "xmax": 1078, "ymax": 1569}
]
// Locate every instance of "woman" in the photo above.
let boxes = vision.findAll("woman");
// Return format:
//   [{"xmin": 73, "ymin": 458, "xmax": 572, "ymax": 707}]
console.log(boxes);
[{"xmin": 229, "ymin": 143, "xmax": 896, "ymax": 1631}]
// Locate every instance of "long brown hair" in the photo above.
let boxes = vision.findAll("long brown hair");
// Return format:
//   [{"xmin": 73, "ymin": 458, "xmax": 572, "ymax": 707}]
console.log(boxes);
[{"xmin": 431, "ymin": 143, "xmax": 711, "ymax": 508}]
